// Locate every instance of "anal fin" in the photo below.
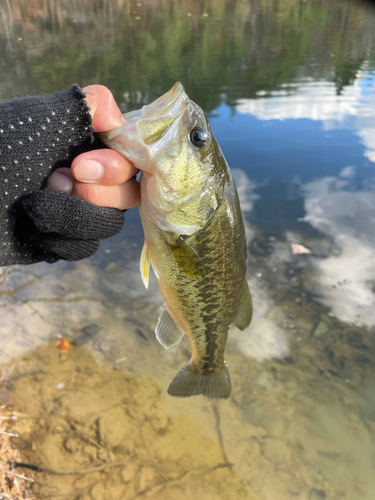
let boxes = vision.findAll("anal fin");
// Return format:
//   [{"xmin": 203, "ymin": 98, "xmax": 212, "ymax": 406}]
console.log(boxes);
[
  {"xmin": 140, "ymin": 240, "xmax": 151, "ymax": 289},
  {"xmin": 155, "ymin": 305, "xmax": 184, "ymax": 349},
  {"xmin": 233, "ymin": 280, "xmax": 253, "ymax": 331}
]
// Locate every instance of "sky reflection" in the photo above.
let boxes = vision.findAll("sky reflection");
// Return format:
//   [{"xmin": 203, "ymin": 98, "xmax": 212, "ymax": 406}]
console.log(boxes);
[
  {"xmin": 223, "ymin": 66, "xmax": 375, "ymax": 329},
  {"xmin": 235, "ymin": 64, "xmax": 375, "ymax": 164}
]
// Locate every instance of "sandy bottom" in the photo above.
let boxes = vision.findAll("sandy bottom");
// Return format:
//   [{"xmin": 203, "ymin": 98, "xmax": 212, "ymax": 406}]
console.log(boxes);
[{"xmin": 1, "ymin": 227, "xmax": 375, "ymax": 500}]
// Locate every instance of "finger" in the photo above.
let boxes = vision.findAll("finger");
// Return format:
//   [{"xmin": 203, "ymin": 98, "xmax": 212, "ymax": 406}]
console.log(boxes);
[
  {"xmin": 47, "ymin": 167, "xmax": 73, "ymax": 193},
  {"xmin": 39, "ymin": 237, "xmax": 100, "ymax": 261},
  {"xmin": 23, "ymin": 189, "xmax": 124, "ymax": 239},
  {"xmin": 47, "ymin": 167, "xmax": 140, "ymax": 210},
  {"xmin": 71, "ymin": 149, "xmax": 139, "ymax": 185},
  {"xmin": 83, "ymin": 85, "xmax": 125, "ymax": 132},
  {"xmin": 71, "ymin": 178, "xmax": 140, "ymax": 210}
]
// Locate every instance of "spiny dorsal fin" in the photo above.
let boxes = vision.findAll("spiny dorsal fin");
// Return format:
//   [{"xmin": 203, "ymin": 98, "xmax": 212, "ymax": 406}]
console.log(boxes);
[
  {"xmin": 168, "ymin": 360, "xmax": 231, "ymax": 399},
  {"xmin": 140, "ymin": 240, "xmax": 151, "ymax": 289},
  {"xmin": 233, "ymin": 280, "xmax": 253, "ymax": 331},
  {"xmin": 155, "ymin": 305, "xmax": 184, "ymax": 349}
]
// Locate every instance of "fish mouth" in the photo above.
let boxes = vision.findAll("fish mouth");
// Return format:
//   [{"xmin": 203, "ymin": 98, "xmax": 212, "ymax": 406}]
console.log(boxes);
[
  {"xmin": 124, "ymin": 82, "xmax": 188, "ymax": 124},
  {"xmin": 100, "ymin": 82, "xmax": 191, "ymax": 171}
]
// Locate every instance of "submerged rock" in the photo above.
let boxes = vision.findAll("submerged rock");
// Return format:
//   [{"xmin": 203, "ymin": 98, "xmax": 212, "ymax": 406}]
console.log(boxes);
[{"xmin": 309, "ymin": 488, "xmax": 326, "ymax": 500}]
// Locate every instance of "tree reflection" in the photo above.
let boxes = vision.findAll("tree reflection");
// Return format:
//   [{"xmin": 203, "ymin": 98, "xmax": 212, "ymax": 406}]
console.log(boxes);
[{"xmin": 0, "ymin": 0, "xmax": 374, "ymax": 109}]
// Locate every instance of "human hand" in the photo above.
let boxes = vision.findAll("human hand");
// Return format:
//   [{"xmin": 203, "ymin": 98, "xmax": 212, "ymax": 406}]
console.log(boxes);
[
  {"xmin": 0, "ymin": 83, "xmax": 134, "ymax": 266},
  {"xmin": 47, "ymin": 85, "xmax": 140, "ymax": 210}
]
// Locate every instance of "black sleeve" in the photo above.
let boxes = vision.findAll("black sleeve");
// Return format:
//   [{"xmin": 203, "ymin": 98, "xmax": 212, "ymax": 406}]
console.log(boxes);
[{"xmin": 0, "ymin": 84, "xmax": 124, "ymax": 266}]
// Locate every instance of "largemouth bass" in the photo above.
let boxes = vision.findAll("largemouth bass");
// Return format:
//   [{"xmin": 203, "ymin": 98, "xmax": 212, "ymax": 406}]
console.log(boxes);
[{"xmin": 99, "ymin": 83, "xmax": 252, "ymax": 399}]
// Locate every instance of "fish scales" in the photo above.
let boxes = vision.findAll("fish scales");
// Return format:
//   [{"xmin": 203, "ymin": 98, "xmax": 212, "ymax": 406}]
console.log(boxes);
[
  {"xmin": 99, "ymin": 82, "xmax": 252, "ymax": 399},
  {"xmin": 145, "ymin": 189, "xmax": 244, "ymax": 371}
]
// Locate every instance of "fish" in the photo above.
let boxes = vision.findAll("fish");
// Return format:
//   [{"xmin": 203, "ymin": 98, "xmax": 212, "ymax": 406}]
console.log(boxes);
[{"xmin": 99, "ymin": 83, "xmax": 252, "ymax": 399}]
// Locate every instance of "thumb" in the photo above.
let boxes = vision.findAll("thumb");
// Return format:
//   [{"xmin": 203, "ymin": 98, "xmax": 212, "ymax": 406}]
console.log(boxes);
[{"xmin": 83, "ymin": 85, "xmax": 124, "ymax": 132}]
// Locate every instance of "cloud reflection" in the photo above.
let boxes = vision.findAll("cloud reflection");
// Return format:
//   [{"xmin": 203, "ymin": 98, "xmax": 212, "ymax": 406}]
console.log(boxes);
[
  {"xmin": 234, "ymin": 64, "xmax": 375, "ymax": 327},
  {"xmin": 236, "ymin": 65, "xmax": 375, "ymax": 162},
  {"xmin": 230, "ymin": 278, "xmax": 289, "ymax": 361},
  {"xmin": 302, "ymin": 177, "xmax": 375, "ymax": 326},
  {"xmin": 230, "ymin": 168, "xmax": 290, "ymax": 360}
]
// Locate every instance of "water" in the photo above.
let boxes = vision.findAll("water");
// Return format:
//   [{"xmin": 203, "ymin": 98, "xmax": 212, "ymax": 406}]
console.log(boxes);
[{"xmin": 1, "ymin": 1, "xmax": 375, "ymax": 499}]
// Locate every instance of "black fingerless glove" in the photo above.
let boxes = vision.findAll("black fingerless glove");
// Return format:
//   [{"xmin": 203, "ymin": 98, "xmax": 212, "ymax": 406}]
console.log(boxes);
[{"xmin": 0, "ymin": 84, "xmax": 124, "ymax": 266}]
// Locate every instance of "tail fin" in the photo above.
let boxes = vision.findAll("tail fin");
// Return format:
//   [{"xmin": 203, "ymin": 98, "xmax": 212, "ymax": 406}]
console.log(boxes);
[{"xmin": 167, "ymin": 360, "xmax": 231, "ymax": 399}]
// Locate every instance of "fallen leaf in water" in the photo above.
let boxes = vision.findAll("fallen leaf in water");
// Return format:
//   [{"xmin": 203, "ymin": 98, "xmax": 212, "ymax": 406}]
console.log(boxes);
[
  {"xmin": 291, "ymin": 243, "xmax": 311, "ymax": 255},
  {"xmin": 57, "ymin": 337, "xmax": 70, "ymax": 353}
]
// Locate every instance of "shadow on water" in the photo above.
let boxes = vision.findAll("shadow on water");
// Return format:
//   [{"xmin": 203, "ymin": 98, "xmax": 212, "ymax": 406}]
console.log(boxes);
[{"xmin": 1, "ymin": 0, "xmax": 375, "ymax": 499}]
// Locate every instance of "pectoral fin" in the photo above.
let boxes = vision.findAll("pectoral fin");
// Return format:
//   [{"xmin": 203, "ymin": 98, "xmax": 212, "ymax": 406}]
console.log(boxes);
[
  {"xmin": 140, "ymin": 240, "xmax": 151, "ymax": 289},
  {"xmin": 168, "ymin": 236, "xmax": 204, "ymax": 278},
  {"xmin": 233, "ymin": 280, "xmax": 253, "ymax": 331},
  {"xmin": 155, "ymin": 305, "xmax": 184, "ymax": 349}
]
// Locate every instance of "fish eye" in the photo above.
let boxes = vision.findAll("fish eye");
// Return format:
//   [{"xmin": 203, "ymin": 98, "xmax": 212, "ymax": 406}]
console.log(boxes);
[{"xmin": 189, "ymin": 126, "xmax": 208, "ymax": 147}]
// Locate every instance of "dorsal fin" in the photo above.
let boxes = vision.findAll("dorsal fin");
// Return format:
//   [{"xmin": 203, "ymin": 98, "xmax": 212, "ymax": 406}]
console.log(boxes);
[{"xmin": 233, "ymin": 280, "xmax": 252, "ymax": 331}]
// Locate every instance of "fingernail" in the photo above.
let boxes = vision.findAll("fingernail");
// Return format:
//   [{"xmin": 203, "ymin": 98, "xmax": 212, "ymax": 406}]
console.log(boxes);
[
  {"xmin": 75, "ymin": 160, "xmax": 104, "ymax": 182},
  {"xmin": 121, "ymin": 116, "xmax": 129, "ymax": 126},
  {"xmin": 47, "ymin": 172, "xmax": 73, "ymax": 193}
]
